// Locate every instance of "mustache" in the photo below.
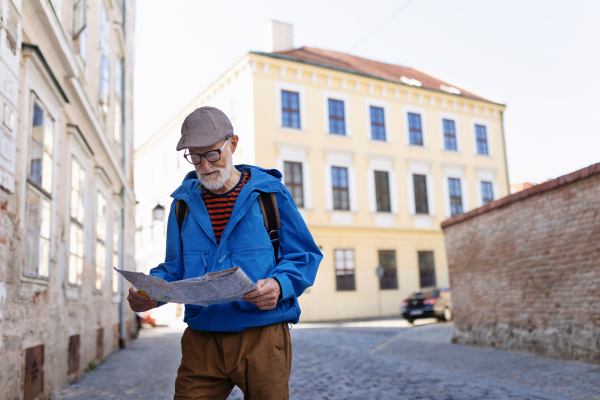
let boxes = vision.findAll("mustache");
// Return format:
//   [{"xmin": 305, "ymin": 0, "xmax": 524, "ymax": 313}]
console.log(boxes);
[{"xmin": 199, "ymin": 166, "xmax": 225, "ymax": 175}]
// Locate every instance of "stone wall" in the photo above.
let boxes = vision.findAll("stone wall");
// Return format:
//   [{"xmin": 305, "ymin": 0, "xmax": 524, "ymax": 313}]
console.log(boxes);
[{"xmin": 442, "ymin": 163, "xmax": 600, "ymax": 364}]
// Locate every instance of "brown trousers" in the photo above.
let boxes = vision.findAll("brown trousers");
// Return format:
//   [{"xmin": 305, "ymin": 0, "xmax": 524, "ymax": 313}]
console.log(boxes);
[{"xmin": 174, "ymin": 323, "xmax": 292, "ymax": 400}]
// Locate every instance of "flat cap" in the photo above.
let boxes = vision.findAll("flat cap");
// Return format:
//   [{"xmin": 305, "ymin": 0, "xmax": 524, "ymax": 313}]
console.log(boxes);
[{"xmin": 176, "ymin": 106, "xmax": 234, "ymax": 151}]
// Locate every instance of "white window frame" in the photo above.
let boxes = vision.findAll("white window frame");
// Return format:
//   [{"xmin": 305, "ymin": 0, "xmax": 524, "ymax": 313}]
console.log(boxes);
[
  {"xmin": 406, "ymin": 162, "xmax": 436, "ymax": 218},
  {"xmin": 94, "ymin": 168, "xmax": 111, "ymax": 292},
  {"xmin": 66, "ymin": 126, "xmax": 93, "ymax": 290},
  {"xmin": 403, "ymin": 105, "xmax": 428, "ymax": 148},
  {"xmin": 443, "ymin": 166, "xmax": 469, "ymax": 218},
  {"xmin": 275, "ymin": 143, "xmax": 312, "ymax": 210},
  {"xmin": 367, "ymin": 157, "xmax": 398, "ymax": 214},
  {"xmin": 19, "ymin": 49, "xmax": 66, "ymax": 284},
  {"xmin": 438, "ymin": 112, "xmax": 461, "ymax": 152},
  {"xmin": 111, "ymin": 196, "xmax": 123, "ymax": 302},
  {"xmin": 365, "ymin": 98, "xmax": 391, "ymax": 143},
  {"xmin": 275, "ymin": 81, "xmax": 306, "ymax": 133},
  {"xmin": 471, "ymin": 118, "xmax": 493, "ymax": 157},
  {"xmin": 324, "ymin": 151, "xmax": 357, "ymax": 213},
  {"xmin": 323, "ymin": 90, "xmax": 351, "ymax": 137},
  {"xmin": 476, "ymin": 169, "xmax": 499, "ymax": 207}
]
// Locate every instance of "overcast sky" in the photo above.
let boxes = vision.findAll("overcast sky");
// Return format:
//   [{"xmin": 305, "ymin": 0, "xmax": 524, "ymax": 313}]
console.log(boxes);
[{"xmin": 133, "ymin": 0, "xmax": 600, "ymax": 184}]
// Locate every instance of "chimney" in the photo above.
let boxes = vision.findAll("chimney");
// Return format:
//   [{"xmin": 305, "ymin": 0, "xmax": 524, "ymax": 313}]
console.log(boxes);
[{"xmin": 264, "ymin": 20, "xmax": 294, "ymax": 53}]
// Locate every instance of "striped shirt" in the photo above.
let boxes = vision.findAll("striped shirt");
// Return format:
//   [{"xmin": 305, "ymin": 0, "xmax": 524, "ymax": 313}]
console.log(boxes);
[{"xmin": 202, "ymin": 171, "xmax": 250, "ymax": 244}]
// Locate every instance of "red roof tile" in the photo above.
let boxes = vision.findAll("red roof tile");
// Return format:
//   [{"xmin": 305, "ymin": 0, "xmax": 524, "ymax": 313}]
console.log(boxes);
[{"xmin": 254, "ymin": 46, "xmax": 496, "ymax": 103}]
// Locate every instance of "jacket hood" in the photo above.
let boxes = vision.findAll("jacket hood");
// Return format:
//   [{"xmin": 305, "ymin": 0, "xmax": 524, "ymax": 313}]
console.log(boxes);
[{"xmin": 171, "ymin": 164, "xmax": 282, "ymax": 200}]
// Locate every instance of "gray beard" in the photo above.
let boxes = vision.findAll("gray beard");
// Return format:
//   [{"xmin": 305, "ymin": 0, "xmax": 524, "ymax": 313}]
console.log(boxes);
[{"xmin": 198, "ymin": 150, "xmax": 233, "ymax": 190}]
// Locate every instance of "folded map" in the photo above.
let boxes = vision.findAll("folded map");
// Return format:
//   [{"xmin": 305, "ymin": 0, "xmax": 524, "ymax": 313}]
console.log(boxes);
[{"xmin": 114, "ymin": 267, "xmax": 258, "ymax": 306}]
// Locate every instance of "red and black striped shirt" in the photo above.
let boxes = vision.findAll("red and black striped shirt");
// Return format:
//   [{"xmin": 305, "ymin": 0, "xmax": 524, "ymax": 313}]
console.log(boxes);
[{"xmin": 202, "ymin": 171, "xmax": 250, "ymax": 244}]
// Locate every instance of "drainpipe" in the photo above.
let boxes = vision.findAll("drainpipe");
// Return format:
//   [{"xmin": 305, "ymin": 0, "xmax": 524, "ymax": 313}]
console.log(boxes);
[
  {"xmin": 500, "ymin": 110, "xmax": 511, "ymax": 195},
  {"xmin": 119, "ymin": 187, "xmax": 126, "ymax": 348}
]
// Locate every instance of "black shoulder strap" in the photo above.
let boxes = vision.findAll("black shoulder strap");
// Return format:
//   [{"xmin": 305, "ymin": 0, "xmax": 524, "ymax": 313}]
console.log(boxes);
[
  {"xmin": 258, "ymin": 192, "xmax": 281, "ymax": 264},
  {"xmin": 175, "ymin": 200, "xmax": 189, "ymax": 234}
]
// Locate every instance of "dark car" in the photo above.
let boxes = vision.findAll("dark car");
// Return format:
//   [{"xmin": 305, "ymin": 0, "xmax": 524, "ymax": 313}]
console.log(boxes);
[{"xmin": 401, "ymin": 287, "xmax": 452, "ymax": 323}]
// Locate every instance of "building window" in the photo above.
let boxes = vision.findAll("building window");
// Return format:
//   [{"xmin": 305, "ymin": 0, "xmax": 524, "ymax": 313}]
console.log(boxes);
[
  {"xmin": 332, "ymin": 166, "xmax": 349, "ymax": 210},
  {"xmin": 284, "ymin": 161, "xmax": 304, "ymax": 208},
  {"xmin": 72, "ymin": 0, "xmax": 87, "ymax": 62},
  {"xmin": 328, "ymin": 99, "xmax": 345, "ymax": 135},
  {"xmin": 443, "ymin": 119, "xmax": 457, "ymax": 151},
  {"xmin": 69, "ymin": 158, "xmax": 85, "ymax": 286},
  {"xmin": 408, "ymin": 112, "xmax": 423, "ymax": 146},
  {"xmin": 448, "ymin": 178, "xmax": 463, "ymax": 216},
  {"xmin": 481, "ymin": 181, "xmax": 494, "ymax": 205},
  {"xmin": 25, "ymin": 99, "xmax": 54, "ymax": 278},
  {"xmin": 281, "ymin": 90, "xmax": 300, "ymax": 129},
  {"xmin": 413, "ymin": 174, "xmax": 429, "ymax": 214},
  {"xmin": 335, "ymin": 249, "xmax": 355, "ymax": 291},
  {"xmin": 99, "ymin": 5, "xmax": 110, "ymax": 113},
  {"xmin": 370, "ymin": 106, "xmax": 386, "ymax": 141},
  {"xmin": 114, "ymin": 58, "xmax": 125, "ymax": 146},
  {"xmin": 475, "ymin": 124, "xmax": 489, "ymax": 155},
  {"xmin": 378, "ymin": 250, "xmax": 398, "ymax": 290},
  {"xmin": 95, "ymin": 193, "xmax": 107, "ymax": 291},
  {"xmin": 112, "ymin": 211, "xmax": 120, "ymax": 293},
  {"xmin": 418, "ymin": 251, "xmax": 436, "ymax": 288},
  {"xmin": 374, "ymin": 171, "xmax": 391, "ymax": 212}
]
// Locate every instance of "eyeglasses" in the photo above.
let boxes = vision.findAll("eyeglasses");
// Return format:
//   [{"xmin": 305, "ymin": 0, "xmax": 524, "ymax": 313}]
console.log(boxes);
[{"xmin": 184, "ymin": 139, "xmax": 229, "ymax": 165}]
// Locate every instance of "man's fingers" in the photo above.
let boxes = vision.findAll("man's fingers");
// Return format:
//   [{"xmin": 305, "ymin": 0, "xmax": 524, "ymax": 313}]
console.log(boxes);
[
  {"xmin": 129, "ymin": 288, "xmax": 152, "ymax": 301},
  {"xmin": 244, "ymin": 293, "xmax": 278, "ymax": 304},
  {"xmin": 243, "ymin": 287, "xmax": 267, "ymax": 300}
]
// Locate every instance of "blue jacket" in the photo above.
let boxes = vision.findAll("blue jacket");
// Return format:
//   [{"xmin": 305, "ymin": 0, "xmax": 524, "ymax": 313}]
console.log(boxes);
[{"xmin": 149, "ymin": 165, "xmax": 323, "ymax": 332}]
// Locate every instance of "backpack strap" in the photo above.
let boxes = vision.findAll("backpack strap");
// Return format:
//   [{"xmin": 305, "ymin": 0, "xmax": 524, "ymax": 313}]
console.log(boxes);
[
  {"xmin": 175, "ymin": 200, "xmax": 189, "ymax": 234},
  {"xmin": 258, "ymin": 192, "xmax": 281, "ymax": 264}
]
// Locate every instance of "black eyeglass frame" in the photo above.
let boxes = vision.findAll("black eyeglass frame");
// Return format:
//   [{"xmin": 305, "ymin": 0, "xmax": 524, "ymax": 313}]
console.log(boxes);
[{"xmin": 183, "ymin": 139, "xmax": 229, "ymax": 165}]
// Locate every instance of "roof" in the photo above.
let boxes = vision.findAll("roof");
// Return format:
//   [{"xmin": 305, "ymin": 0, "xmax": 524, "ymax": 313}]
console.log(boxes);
[
  {"xmin": 441, "ymin": 162, "xmax": 600, "ymax": 229},
  {"xmin": 252, "ymin": 46, "xmax": 497, "ymax": 104}
]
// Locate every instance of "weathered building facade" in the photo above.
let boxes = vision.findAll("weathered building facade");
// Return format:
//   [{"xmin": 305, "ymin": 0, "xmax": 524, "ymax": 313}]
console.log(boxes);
[
  {"xmin": 443, "ymin": 163, "xmax": 600, "ymax": 364},
  {"xmin": 0, "ymin": 0, "xmax": 137, "ymax": 398}
]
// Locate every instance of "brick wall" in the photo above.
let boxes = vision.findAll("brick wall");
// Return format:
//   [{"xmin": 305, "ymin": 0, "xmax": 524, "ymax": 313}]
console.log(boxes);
[{"xmin": 442, "ymin": 163, "xmax": 600, "ymax": 364}]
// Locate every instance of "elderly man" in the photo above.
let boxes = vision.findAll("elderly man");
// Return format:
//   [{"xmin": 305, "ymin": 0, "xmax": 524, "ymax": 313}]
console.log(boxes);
[{"xmin": 128, "ymin": 106, "xmax": 322, "ymax": 400}]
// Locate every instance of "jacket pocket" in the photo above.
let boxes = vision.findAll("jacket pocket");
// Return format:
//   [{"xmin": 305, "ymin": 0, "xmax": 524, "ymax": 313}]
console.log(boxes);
[
  {"xmin": 182, "ymin": 251, "xmax": 208, "ymax": 279},
  {"xmin": 227, "ymin": 245, "xmax": 275, "ymax": 283}
]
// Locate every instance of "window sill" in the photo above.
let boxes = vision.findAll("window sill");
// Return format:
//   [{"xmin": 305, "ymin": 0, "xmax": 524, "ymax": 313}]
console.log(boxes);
[
  {"xmin": 442, "ymin": 149, "xmax": 461, "ymax": 154},
  {"xmin": 21, "ymin": 273, "xmax": 50, "ymax": 285},
  {"xmin": 66, "ymin": 286, "xmax": 81, "ymax": 301},
  {"xmin": 368, "ymin": 139, "xmax": 392, "ymax": 145},
  {"xmin": 411, "ymin": 214, "xmax": 436, "ymax": 229},
  {"xmin": 325, "ymin": 133, "xmax": 351, "ymax": 139},
  {"xmin": 407, "ymin": 144, "xmax": 428, "ymax": 150},
  {"xmin": 330, "ymin": 211, "xmax": 354, "ymax": 225},
  {"xmin": 277, "ymin": 127, "xmax": 306, "ymax": 134},
  {"xmin": 475, "ymin": 153, "xmax": 493, "ymax": 158}
]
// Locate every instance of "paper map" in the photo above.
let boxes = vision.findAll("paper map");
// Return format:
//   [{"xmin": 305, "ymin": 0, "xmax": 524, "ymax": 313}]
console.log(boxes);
[{"xmin": 114, "ymin": 267, "xmax": 258, "ymax": 306}]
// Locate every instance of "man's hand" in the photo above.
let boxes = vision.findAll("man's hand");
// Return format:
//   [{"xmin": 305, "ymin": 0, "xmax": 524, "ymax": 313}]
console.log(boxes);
[
  {"xmin": 127, "ymin": 287, "xmax": 159, "ymax": 312},
  {"xmin": 242, "ymin": 278, "xmax": 281, "ymax": 311}
]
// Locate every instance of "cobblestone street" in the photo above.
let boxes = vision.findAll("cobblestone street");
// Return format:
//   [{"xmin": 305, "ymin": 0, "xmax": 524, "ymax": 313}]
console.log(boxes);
[{"xmin": 53, "ymin": 319, "xmax": 600, "ymax": 400}]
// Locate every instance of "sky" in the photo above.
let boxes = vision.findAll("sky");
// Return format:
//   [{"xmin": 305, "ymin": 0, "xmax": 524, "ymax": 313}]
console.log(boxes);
[{"xmin": 133, "ymin": 0, "xmax": 600, "ymax": 184}]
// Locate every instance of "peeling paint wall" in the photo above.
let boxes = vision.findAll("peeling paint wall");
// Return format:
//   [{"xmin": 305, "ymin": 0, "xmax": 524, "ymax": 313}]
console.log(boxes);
[{"xmin": 0, "ymin": 1, "xmax": 138, "ymax": 399}]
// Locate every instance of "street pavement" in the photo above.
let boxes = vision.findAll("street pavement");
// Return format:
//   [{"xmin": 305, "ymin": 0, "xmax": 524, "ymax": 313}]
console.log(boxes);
[{"xmin": 53, "ymin": 318, "xmax": 600, "ymax": 400}]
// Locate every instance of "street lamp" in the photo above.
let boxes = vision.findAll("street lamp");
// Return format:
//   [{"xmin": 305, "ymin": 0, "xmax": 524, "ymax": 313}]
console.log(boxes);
[{"xmin": 152, "ymin": 204, "xmax": 165, "ymax": 221}]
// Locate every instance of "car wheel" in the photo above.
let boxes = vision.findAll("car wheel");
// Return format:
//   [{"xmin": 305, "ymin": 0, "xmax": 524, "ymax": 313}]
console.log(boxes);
[
  {"xmin": 443, "ymin": 307, "xmax": 453, "ymax": 322},
  {"xmin": 406, "ymin": 318, "xmax": 415, "ymax": 324}
]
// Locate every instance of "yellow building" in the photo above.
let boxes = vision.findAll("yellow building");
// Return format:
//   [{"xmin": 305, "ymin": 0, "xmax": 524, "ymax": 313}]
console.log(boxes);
[{"xmin": 134, "ymin": 21, "xmax": 508, "ymax": 322}]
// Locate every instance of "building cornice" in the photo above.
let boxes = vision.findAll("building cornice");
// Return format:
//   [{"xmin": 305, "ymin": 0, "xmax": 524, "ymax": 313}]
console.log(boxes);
[{"xmin": 250, "ymin": 51, "xmax": 506, "ymax": 107}]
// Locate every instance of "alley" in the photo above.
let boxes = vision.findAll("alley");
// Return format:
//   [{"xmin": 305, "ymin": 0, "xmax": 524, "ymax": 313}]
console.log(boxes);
[{"xmin": 53, "ymin": 320, "xmax": 600, "ymax": 400}]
